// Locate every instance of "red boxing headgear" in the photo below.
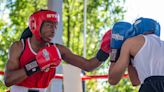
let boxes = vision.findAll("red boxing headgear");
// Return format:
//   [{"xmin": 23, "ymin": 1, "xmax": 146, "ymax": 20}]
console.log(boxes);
[{"xmin": 29, "ymin": 10, "xmax": 59, "ymax": 42}]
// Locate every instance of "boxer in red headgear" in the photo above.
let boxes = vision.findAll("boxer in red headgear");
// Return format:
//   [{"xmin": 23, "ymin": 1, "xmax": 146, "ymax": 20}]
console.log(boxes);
[
  {"xmin": 4, "ymin": 9, "xmax": 112, "ymax": 92},
  {"xmin": 29, "ymin": 10, "xmax": 59, "ymax": 42}
]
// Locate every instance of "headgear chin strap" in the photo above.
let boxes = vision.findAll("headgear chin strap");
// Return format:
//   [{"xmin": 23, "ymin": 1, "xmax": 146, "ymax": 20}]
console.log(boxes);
[
  {"xmin": 29, "ymin": 10, "xmax": 59, "ymax": 42},
  {"xmin": 133, "ymin": 17, "xmax": 160, "ymax": 37}
]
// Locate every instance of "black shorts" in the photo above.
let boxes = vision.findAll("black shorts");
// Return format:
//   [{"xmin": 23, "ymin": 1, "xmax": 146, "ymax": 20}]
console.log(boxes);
[{"xmin": 139, "ymin": 76, "xmax": 164, "ymax": 92}]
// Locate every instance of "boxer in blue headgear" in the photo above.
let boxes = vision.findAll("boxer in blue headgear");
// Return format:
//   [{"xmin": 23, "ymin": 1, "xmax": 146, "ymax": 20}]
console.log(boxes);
[
  {"xmin": 133, "ymin": 17, "xmax": 160, "ymax": 36},
  {"xmin": 108, "ymin": 21, "xmax": 138, "ymax": 88},
  {"xmin": 109, "ymin": 17, "xmax": 164, "ymax": 92}
]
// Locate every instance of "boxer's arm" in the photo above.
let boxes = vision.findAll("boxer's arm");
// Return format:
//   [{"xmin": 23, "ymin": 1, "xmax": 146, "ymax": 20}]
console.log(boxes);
[
  {"xmin": 108, "ymin": 39, "xmax": 132, "ymax": 85},
  {"xmin": 56, "ymin": 44, "xmax": 102, "ymax": 71},
  {"xmin": 4, "ymin": 41, "xmax": 28, "ymax": 87},
  {"xmin": 108, "ymin": 58, "xmax": 140, "ymax": 86},
  {"xmin": 128, "ymin": 65, "xmax": 140, "ymax": 86},
  {"xmin": 128, "ymin": 36, "xmax": 145, "ymax": 86}
]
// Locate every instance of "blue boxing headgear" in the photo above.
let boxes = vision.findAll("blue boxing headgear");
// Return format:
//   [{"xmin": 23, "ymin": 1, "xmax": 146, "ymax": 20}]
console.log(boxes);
[
  {"xmin": 133, "ymin": 17, "xmax": 160, "ymax": 36},
  {"xmin": 111, "ymin": 21, "xmax": 135, "ymax": 48}
]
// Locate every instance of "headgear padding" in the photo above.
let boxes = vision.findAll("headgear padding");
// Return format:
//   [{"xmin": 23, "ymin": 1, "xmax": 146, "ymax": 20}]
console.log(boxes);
[{"xmin": 133, "ymin": 17, "xmax": 160, "ymax": 36}]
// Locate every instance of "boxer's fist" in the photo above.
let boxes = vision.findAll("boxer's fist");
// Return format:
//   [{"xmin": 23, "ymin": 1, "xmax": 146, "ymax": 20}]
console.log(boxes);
[
  {"xmin": 24, "ymin": 59, "xmax": 40, "ymax": 76},
  {"xmin": 36, "ymin": 45, "xmax": 62, "ymax": 70},
  {"xmin": 96, "ymin": 30, "xmax": 111, "ymax": 62},
  {"xmin": 100, "ymin": 30, "xmax": 112, "ymax": 53}
]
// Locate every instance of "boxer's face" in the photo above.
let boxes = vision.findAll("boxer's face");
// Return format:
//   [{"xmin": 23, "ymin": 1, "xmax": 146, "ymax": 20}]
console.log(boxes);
[{"xmin": 40, "ymin": 21, "xmax": 58, "ymax": 42}]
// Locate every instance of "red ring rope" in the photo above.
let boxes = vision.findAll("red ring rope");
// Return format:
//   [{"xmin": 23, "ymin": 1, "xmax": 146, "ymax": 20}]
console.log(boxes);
[{"xmin": 0, "ymin": 71, "xmax": 128, "ymax": 81}]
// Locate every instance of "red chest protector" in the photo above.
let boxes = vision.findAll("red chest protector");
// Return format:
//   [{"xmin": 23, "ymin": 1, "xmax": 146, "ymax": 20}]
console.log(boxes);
[{"xmin": 16, "ymin": 38, "xmax": 60, "ymax": 88}]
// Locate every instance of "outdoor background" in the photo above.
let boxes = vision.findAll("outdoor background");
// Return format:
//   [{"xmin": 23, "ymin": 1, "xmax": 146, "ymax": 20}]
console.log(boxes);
[{"xmin": 1, "ymin": 0, "xmax": 163, "ymax": 92}]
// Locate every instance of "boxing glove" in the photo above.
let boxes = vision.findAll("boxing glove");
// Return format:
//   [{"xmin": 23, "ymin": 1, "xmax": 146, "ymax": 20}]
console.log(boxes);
[
  {"xmin": 24, "ymin": 45, "xmax": 61, "ymax": 76},
  {"xmin": 96, "ymin": 30, "xmax": 111, "ymax": 62},
  {"xmin": 24, "ymin": 59, "xmax": 40, "ymax": 76},
  {"xmin": 36, "ymin": 45, "xmax": 62, "ymax": 70},
  {"xmin": 110, "ymin": 21, "xmax": 135, "ymax": 62}
]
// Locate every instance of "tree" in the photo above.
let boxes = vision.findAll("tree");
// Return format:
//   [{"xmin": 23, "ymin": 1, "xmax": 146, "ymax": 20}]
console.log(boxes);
[
  {"xmin": 63, "ymin": 0, "xmax": 138, "ymax": 92},
  {"xmin": 0, "ymin": 0, "xmax": 46, "ymax": 91},
  {"xmin": 0, "ymin": 0, "xmax": 47, "ymax": 70}
]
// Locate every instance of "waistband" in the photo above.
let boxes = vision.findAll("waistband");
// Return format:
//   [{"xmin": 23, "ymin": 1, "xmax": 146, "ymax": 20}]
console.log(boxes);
[
  {"xmin": 144, "ymin": 76, "xmax": 164, "ymax": 83},
  {"xmin": 11, "ymin": 85, "xmax": 48, "ymax": 92}
]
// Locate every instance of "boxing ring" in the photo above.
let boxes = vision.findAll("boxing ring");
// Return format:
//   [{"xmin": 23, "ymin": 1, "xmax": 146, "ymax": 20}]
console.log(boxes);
[
  {"xmin": 1, "ymin": 70, "xmax": 126, "ymax": 81},
  {"xmin": 0, "ymin": 0, "xmax": 129, "ymax": 92},
  {"xmin": 54, "ymin": 73, "xmax": 128, "ymax": 80},
  {"xmin": 0, "ymin": 70, "xmax": 129, "ymax": 80},
  {"xmin": 0, "ymin": 68, "xmax": 128, "ymax": 92}
]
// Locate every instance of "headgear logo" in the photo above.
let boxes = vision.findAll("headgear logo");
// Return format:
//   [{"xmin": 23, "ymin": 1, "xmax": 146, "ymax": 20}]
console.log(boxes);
[
  {"xmin": 47, "ymin": 14, "xmax": 58, "ymax": 18},
  {"xmin": 42, "ymin": 49, "xmax": 50, "ymax": 61},
  {"xmin": 134, "ymin": 19, "xmax": 142, "ymax": 26},
  {"xmin": 112, "ymin": 34, "xmax": 124, "ymax": 40}
]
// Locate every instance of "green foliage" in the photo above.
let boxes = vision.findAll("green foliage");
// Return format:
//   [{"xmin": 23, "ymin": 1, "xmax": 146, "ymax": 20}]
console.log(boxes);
[
  {"xmin": 63, "ymin": 0, "xmax": 131, "ymax": 91},
  {"xmin": 107, "ymin": 78, "xmax": 139, "ymax": 92},
  {"xmin": 0, "ymin": 80, "xmax": 8, "ymax": 92},
  {"xmin": 63, "ymin": 0, "xmax": 126, "ymax": 58},
  {"xmin": 0, "ymin": 0, "xmax": 46, "ymax": 90},
  {"xmin": 0, "ymin": 0, "xmax": 47, "ymax": 69}
]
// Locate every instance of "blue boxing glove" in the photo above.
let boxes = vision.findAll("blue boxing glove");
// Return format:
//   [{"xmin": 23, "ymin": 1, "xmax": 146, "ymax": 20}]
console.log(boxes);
[{"xmin": 110, "ymin": 21, "xmax": 135, "ymax": 62}]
